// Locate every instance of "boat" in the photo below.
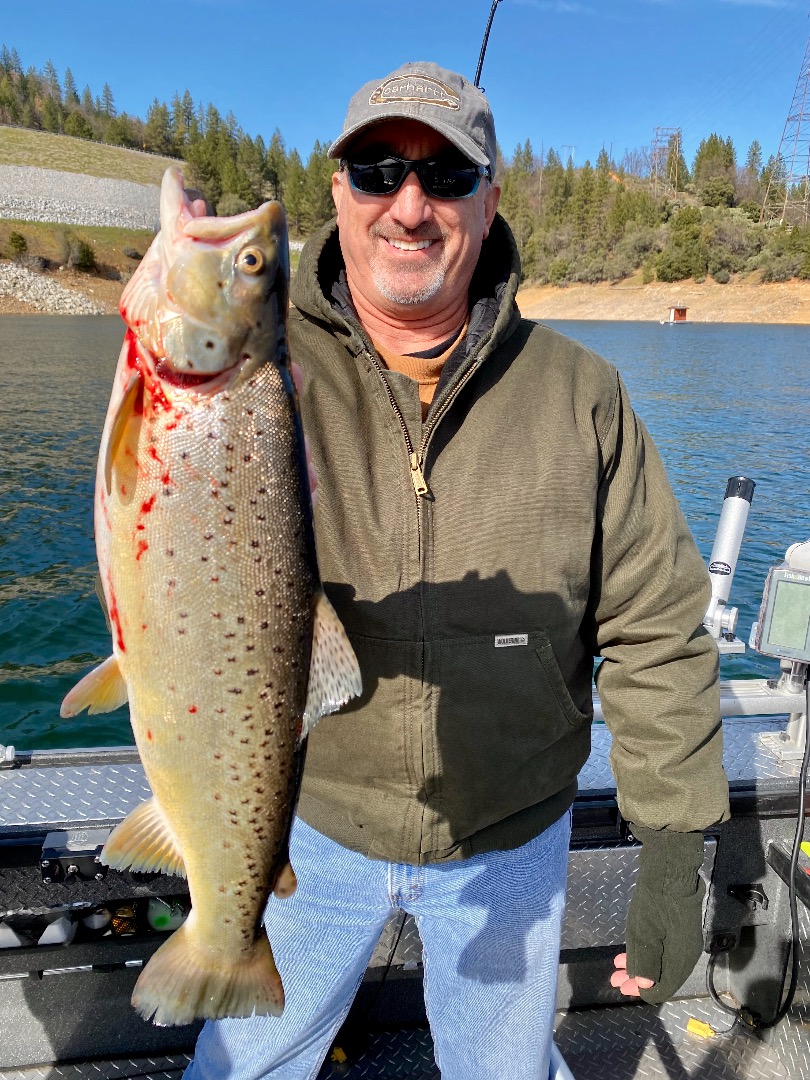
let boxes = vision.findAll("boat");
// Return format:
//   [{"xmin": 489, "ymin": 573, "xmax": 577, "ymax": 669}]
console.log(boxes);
[
  {"xmin": 1, "ymin": 476, "xmax": 808, "ymax": 1080},
  {"xmin": 661, "ymin": 305, "xmax": 688, "ymax": 324}
]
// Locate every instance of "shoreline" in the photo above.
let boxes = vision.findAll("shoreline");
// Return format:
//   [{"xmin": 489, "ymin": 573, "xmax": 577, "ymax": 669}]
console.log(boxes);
[
  {"xmin": 516, "ymin": 278, "xmax": 810, "ymax": 324},
  {"xmin": 2, "ymin": 264, "xmax": 810, "ymax": 323}
]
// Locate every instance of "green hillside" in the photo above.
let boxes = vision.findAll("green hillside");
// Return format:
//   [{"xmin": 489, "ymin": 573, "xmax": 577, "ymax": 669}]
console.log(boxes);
[{"xmin": 0, "ymin": 126, "xmax": 175, "ymax": 186}]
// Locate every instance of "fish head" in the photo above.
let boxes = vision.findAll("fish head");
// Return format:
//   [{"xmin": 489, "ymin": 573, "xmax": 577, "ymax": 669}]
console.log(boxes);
[{"xmin": 120, "ymin": 167, "xmax": 289, "ymax": 392}]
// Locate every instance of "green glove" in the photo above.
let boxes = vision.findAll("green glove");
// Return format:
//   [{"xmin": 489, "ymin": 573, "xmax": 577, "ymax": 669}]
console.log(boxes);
[{"xmin": 625, "ymin": 824, "xmax": 706, "ymax": 1005}]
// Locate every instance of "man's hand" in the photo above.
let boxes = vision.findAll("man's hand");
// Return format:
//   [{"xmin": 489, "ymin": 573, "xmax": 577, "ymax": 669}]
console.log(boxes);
[
  {"xmin": 291, "ymin": 362, "xmax": 318, "ymax": 503},
  {"xmin": 616, "ymin": 824, "xmax": 707, "ymax": 1006},
  {"xmin": 610, "ymin": 953, "xmax": 655, "ymax": 998}
]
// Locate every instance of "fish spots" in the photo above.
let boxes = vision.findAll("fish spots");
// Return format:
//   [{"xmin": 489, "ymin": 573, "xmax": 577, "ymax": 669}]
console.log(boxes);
[
  {"xmin": 141, "ymin": 495, "xmax": 157, "ymax": 515},
  {"xmin": 147, "ymin": 446, "xmax": 163, "ymax": 465},
  {"xmin": 146, "ymin": 729, "xmax": 153, "ymax": 741},
  {"xmin": 188, "ymin": 705, "xmax": 198, "ymax": 714},
  {"xmin": 213, "ymin": 792, "xmax": 222, "ymax": 801}
]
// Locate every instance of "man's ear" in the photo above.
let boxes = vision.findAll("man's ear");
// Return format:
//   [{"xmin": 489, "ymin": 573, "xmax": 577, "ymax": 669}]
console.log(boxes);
[
  {"xmin": 482, "ymin": 183, "xmax": 501, "ymax": 240},
  {"xmin": 331, "ymin": 170, "xmax": 344, "ymax": 222}
]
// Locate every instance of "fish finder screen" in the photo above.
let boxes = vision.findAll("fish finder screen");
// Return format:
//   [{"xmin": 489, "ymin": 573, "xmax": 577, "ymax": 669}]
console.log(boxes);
[{"xmin": 769, "ymin": 580, "xmax": 810, "ymax": 651}]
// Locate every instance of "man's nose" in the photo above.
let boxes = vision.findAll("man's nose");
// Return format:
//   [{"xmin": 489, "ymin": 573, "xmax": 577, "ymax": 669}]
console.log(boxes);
[{"xmin": 389, "ymin": 171, "xmax": 432, "ymax": 230}]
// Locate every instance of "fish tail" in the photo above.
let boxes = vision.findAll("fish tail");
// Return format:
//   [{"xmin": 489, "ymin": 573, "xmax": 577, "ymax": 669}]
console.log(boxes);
[{"xmin": 132, "ymin": 921, "xmax": 284, "ymax": 1026}]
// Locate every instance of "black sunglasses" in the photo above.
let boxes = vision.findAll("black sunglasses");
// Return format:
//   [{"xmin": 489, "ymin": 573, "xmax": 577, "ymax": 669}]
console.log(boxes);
[{"xmin": 342, "ymin": 155, "xmax": 490, "ymax": 200}]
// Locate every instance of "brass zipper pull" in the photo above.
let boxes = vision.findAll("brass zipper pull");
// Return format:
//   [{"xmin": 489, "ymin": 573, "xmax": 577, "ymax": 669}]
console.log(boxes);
[{"xmin": 409, "ymin": 453, "xmax": 430, "ymax": 497}]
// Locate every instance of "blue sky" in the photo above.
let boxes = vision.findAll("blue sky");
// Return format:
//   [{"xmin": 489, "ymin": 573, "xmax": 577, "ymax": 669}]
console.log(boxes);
[{"xmin": 2, "ymin": 0, "xmax": 809, "ymax": 170}]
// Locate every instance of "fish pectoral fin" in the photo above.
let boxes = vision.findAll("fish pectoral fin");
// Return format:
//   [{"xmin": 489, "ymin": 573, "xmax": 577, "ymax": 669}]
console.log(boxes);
[
  {"xmin": 101, "ymin": 796, "xmax": 187, "ymax": 879},
  {"xmin": 60, "ymin": 655, "xmax": 128, "ymax": 718},
  {"xmin": 105, "ymin": 369, "xmax": 143, "ymax": 495},
  {"xmin": 302, "ymin": 591, "xmax": 363, "ymax": 737}
]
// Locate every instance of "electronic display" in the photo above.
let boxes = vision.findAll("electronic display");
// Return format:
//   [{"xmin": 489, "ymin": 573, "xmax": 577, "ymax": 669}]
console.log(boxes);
[{"xmin": 752, "ymin": 567, "xmax": 810, "ymax": 662}]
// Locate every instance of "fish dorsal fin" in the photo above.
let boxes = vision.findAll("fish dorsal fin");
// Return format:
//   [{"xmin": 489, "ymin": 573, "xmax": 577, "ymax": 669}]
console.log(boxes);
[
  {"xmin": 104, "ymin": 371, "xmax": 143, "ymax": 495},
  {"xmin": 102, "ymin": 796, "xmax": 187, "ymax": 879},
  {"xmin": 60, "ymin": 655, "xmax": 128, "ymax": 718},
  {"xmin": 302, "ymin": 591, "xmax": 362, "ymax": 737}
]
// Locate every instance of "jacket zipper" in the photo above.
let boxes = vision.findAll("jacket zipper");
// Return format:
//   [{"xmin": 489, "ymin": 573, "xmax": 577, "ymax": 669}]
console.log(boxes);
[{"xmin": 365, "ymin": 351, "xmax": 430, "ymax": 498}]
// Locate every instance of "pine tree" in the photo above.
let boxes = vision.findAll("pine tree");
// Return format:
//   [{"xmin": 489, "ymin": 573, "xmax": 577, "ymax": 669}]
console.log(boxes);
[
  {"xmin": 284, "ymin": 149, "xmax": 306, "ymax": 235},
  {"xmin": 745, "ymin": 140, "xmax": 763, "ymax": 180},
  {"xmin": 144, "ymin": 98, "xmax": 173, "ymax": 155},
  {"xmin": 171, "ymin": 90, "xmax": 195, "ymax": 155},
  {"xmin": 265, "ymin": 128, "xmax": 287, "ymax": 200},
  {"xmin": 62, "ymin": 67, "xmax": 79, "ymax": 105},
  {"xmin": 101, "ymin": 82, "xmax": 116, "ymax": 118},
  {"xmin": 43, "ymin": 58, "xmax": 60, "ymax": 100}
]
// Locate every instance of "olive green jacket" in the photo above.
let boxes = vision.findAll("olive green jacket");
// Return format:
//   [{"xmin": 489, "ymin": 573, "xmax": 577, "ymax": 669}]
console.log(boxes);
[{"xmin": 290, "ymin": 215, "xmax": 729, "ymax": 865}]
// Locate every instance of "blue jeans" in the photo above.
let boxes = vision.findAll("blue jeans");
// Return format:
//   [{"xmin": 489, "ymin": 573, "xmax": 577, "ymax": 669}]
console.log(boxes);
[{"xmin": 185, "ymin": 811, "xmax": 571, "ymax": 1080}]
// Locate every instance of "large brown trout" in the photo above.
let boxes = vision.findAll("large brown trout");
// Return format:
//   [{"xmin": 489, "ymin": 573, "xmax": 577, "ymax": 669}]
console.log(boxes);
[{"xmin": 61, "ymin": 167, "xmax": 361, "ymax": 1027}]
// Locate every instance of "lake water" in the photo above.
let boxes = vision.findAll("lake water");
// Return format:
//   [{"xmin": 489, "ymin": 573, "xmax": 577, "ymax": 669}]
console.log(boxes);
[{"xmin": 0, "ymin": 315, "xmax": 808, "ymax": 751}]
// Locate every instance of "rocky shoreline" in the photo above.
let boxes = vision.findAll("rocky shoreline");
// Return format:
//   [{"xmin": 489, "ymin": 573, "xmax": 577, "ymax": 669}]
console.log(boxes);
[{"xmin": 0, "ymin": 262, "xmax": 105, "ymax": 315}]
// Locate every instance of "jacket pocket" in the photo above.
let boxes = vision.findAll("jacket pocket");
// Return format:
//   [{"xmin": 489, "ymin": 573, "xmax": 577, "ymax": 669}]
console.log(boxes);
[{"xmin": 425, "ymin": 630, "xmax": 591, "ymax": 841}]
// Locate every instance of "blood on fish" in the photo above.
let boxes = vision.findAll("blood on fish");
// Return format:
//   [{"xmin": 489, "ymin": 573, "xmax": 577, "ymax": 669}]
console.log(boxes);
[
  {"xmin": 149, "ymin": 382, "xmax": 172, "ymax": 414},
  {"xmin": 123, "ymin": 329, "xmax": 141, "ymax": 373},
  {"xmin": 189, "ymin": 706, "xmax": 198, "ymax": 714},
  {"xmin": 136, "ymin": 540, "xmax": 149, "ymax": 560},
  {"xmin": 107, "ymin": 587, "xmax": 126, "ymax": 653},
  {"xmin": 141, "ymin": 495, "xmax": 157, "ymax": 515}
]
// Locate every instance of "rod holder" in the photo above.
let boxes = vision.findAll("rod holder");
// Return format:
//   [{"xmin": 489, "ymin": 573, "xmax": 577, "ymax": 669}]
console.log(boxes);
[{"xmin": 704, "ymin": 476, "xmax": 755, "ymax": 641}]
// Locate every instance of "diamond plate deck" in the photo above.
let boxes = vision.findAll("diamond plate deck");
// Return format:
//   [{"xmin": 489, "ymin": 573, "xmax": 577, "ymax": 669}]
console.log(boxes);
[
  {"xmin": 6, "ymin": 1002, "xmax": 805, "ymax": 1080},
  {"xmin": 0, "ymin": 1056, "xmax": 191, "ymax": 1080},
  {"xmin": 0, "ymin": 765, "xmax": 151, "ymax": 833}
]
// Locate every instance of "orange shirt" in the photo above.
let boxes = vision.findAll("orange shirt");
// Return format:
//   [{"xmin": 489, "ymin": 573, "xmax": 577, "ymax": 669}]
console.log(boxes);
[{"xmin": 373, "ymin": 322, "xmax": 468, "ymax": 420}]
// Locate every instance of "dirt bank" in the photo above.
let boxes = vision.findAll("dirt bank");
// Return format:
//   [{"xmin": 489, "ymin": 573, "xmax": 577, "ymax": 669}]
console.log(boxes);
[{"xmin": 517, "ymin": 277, "xmax": 810, "ymax": 324}]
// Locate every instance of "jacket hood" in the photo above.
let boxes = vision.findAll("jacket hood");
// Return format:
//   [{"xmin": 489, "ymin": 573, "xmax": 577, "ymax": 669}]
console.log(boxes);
[{"xmin": 290, "ymin": 212, "xmax": 524, "ymax": 362}]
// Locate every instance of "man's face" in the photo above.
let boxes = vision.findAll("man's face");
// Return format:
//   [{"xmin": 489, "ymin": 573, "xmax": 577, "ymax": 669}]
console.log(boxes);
[{"xmin": 332, "ymin": 119, "xmax": 500, "ymax": 318}]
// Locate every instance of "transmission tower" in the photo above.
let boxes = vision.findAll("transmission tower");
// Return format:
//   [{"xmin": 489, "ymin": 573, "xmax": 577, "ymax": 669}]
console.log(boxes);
[
  {"xmin": 761, "ymin": 35, "xmax": 810, "ymax": 226},
  {"xmin": 650, "ymin": 127, "xmax": 683, "ymax": 198}
]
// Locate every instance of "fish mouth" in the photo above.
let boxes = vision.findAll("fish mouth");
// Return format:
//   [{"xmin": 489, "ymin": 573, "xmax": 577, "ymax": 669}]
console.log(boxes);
[{"xmin": 154, "ymin": 360, "xmax": 224, "ymax": 388}]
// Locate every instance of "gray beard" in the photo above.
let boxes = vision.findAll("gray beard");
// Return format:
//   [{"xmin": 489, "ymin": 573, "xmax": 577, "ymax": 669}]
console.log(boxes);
[{"xmin": 372, "ymin": 264, "xmax": 446, "ymax": 306}]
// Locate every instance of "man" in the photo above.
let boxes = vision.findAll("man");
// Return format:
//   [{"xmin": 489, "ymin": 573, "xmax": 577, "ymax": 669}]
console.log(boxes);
[{"xmin": 186, "ymin": 61, "xmax": 728, "ymax": 1080}]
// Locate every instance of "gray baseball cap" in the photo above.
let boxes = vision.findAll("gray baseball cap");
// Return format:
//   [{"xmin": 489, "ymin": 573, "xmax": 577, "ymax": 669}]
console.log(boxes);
[{"xmin": 328, "ymin": 61, "xmax": 497, "ymax": 172}]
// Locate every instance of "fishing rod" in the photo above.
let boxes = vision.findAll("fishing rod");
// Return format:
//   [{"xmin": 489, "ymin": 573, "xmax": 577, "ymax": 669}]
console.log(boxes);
[{"xmin": 474, "ymin": 0, "xmax": 505, "ymax": 88}]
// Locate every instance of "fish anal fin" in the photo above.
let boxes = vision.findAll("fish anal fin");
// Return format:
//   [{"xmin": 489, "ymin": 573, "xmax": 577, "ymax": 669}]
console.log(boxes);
[
  {"xmin": 105, "ymin": 370, "xmax": 143, "ymax": 495},
  {"xmin": 302, "ymin": 591, "xmax": 362, "ymax": 737},
  {"xmin": 60, "ymin": 655, "xmax": 128, "ymax": 718},
  {"xmin": 102, "ymin": 796, "xmax": 186, "ymax": 879},
  {"xmin": 132, "ymin": 921, "xmax": 284, "ymax": 1026}
]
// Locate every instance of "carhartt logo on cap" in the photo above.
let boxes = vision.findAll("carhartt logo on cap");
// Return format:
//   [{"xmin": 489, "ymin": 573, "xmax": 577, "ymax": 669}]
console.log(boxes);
[{"xmin": 369, "ymin": 72, "xmax": 460, "ymax": 110}]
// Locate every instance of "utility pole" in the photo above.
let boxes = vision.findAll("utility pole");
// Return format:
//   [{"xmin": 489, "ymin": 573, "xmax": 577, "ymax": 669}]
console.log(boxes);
[{"xmin": 761, "ymin": 35, "xmax": 810, "ymax": 226}]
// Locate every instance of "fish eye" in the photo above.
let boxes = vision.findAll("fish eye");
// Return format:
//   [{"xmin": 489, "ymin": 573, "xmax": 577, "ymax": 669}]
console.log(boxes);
[{"xmin": 236, "ymin": 247, "xmax": 266, "ymax": 275}]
